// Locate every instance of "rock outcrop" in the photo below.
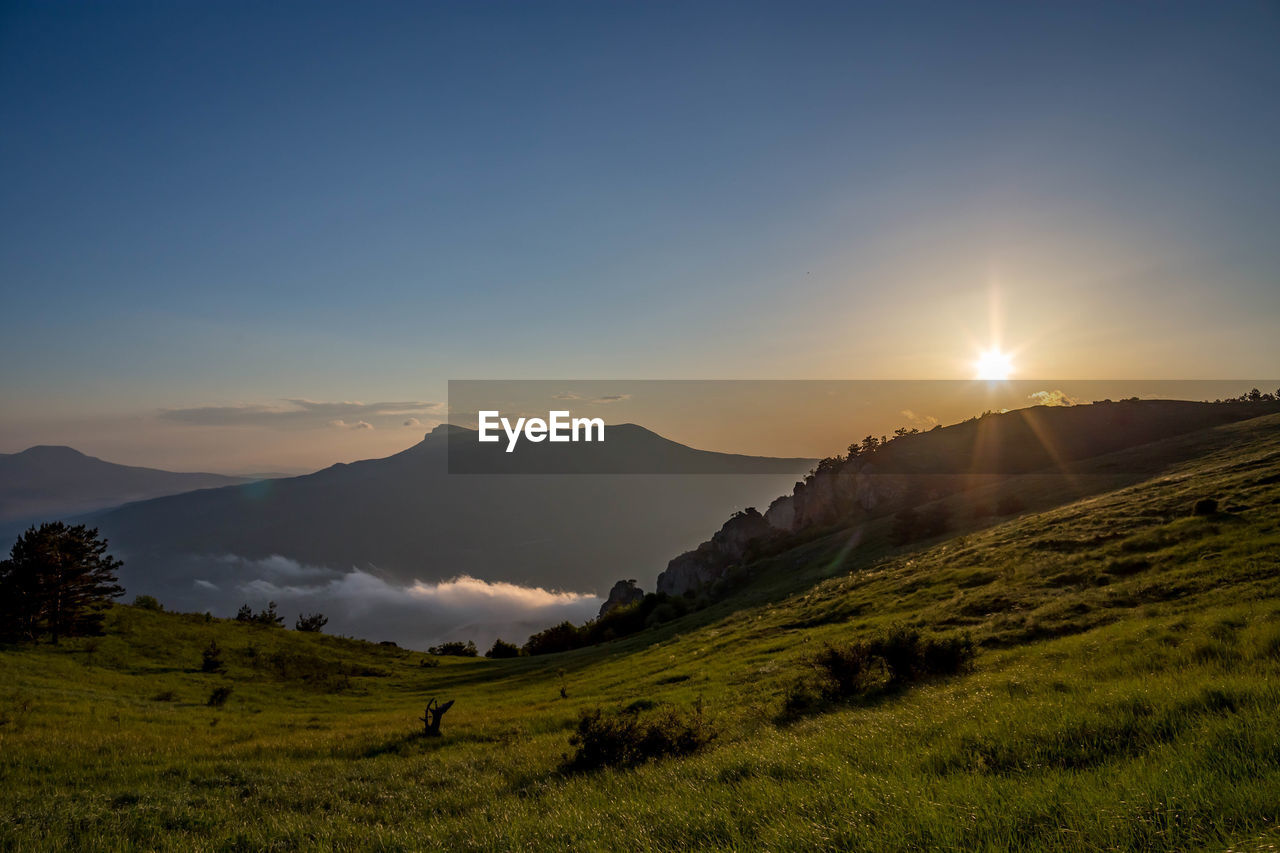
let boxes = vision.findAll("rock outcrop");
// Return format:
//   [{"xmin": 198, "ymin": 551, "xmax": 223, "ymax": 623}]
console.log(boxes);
[
  {"xmin": 660, "ymin": 463, "xmax": 948, "ymax": 597},
  {"xmin": 598, "ymin": 579, "xmax": 644, "ymax": 618},
  {"xmin": 656, "ymin": 508, "xmax": 777, "ymax": 597}
]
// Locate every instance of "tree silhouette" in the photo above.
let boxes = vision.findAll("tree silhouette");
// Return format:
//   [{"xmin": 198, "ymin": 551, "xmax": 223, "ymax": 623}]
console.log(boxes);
[
  {"xmin": 201, "ymin": 639, "xmax": 225, "ymax": 672},
  {"xmin": 0, "ymin": 523, "xmax": 124, "ymax": 642},
  {"xmin": 295, "ymin": 612, "xmax": 328, "ymax": 632}
]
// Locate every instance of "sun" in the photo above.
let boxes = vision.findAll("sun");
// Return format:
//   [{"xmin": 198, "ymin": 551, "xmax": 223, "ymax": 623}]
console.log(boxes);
[{"xmin": 975, "ymin": 348, "xmax": 1014, "ymax": 381}]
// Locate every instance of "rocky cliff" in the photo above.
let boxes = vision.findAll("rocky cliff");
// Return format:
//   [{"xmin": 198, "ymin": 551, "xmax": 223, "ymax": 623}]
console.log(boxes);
[
  {"xmin": 655, "ymin": 508, "xmax": 777, "ymax": 597},
  {"xmin": 597, "ymin": 579, "xmax": 645, "ymax": 618}
]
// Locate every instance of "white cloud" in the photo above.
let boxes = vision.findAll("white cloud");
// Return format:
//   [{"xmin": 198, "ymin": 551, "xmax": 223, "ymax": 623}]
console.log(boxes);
[{"xmin": 1028, "ymin": 390, "xmax": 1079, "ymax": 407}]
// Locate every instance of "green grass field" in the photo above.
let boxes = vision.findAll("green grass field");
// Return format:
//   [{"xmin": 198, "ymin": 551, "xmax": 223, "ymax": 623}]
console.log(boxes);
[{"xmin": 3, "ymin": 414, "xmax": 1280, "ymax": 851}]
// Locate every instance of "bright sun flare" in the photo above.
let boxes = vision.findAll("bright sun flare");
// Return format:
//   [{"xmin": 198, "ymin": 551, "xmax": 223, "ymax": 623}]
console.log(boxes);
[{"xmin": 975, "ymin": 348, "xmax": 1014, "ymax": 380}]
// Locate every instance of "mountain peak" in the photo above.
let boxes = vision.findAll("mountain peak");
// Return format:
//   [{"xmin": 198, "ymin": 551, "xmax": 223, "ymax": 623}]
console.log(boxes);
[{"xmin": 16, "ymin": 445, "xmax": 90, "ymax": 460}]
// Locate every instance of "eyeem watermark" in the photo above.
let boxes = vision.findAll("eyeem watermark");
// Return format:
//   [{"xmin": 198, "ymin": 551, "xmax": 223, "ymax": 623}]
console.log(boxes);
[{"xmin": 478, "ymin": 410, "xmax": 605, "ymax": 452}]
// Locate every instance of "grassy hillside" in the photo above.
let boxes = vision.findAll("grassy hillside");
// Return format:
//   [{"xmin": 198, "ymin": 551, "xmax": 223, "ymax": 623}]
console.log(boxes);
[{"xmin": 3, "ymin": 413, "xmax": 1280, "ymax": 851}]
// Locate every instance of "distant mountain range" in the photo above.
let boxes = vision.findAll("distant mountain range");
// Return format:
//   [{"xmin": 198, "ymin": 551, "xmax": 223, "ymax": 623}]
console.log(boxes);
[
  {"xmin": 0, "ymin": 446, "xmax": 257, "ymax": 535},
  {"xmin": 85, "ymin": 424, "xmax": 814, "ymax": 605}
]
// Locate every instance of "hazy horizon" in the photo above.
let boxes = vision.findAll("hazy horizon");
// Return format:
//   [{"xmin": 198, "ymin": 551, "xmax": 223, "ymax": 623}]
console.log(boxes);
[
  {"xmin": 3, "ymin": 379, "xmax": 1278, "ymax": 474},
  {"xmin": 3, "ymin": 2, "xmax": 1279, "ymax": 472}
]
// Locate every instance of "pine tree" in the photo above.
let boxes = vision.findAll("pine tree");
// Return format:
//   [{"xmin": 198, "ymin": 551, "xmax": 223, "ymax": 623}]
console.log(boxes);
[{"xmin": 0, "ymin": 523, "xmax": 124, "ymax": 642}]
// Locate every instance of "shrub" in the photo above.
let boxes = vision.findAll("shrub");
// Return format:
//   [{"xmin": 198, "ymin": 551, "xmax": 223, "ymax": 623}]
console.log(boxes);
[
  {"xmin": 200, "ymin": 640, "xmax": 225, "ymax": 673},
  {"xmin": 565, "ymin": 703, "xmax": 715, "ymax": 771},
  {"xmin": 295, "ymin": 612, "xmax": 328, "ymax": 633},
  {"xmin": 428, "ymin": 640, "xmax": 478, "ymax": 657},
  {"xmin": 485, "ymin": 638, "xmax": 521, "ymax": 658},
  {"xmin": 206, "ymin": 686, "xmax": 233, "ymax": 707},
  {"xmin": 132, "ymin": 594, "xmax": 163, "ymax": 611},
  {"xmin": 782, "ymin": 679, "xmax": 821, "ymax": 716},
  {"xmin": 804, "ymin": 626, "xmax": 975, "ymax": 702},
  {"xmin": 811, "ymin": 641, "xmax": 876, "ymax": 697},
  {"xmin": 1192, "ymin": 497, "xmax": 1218, "ymax": 516},
  {"xmin": 236, "ymin": 602, "xmax": 284, "ymax": 627},
  {"xmin": 255, "ymin": 601, "xmax": 284, "ymax": 627}
]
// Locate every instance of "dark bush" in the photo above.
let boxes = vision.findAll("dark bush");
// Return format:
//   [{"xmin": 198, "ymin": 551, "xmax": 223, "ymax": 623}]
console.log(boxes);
[
  {"xmin": 485, "ymin": 638, "xmax": 521, "ymax": 658},
  {"xmin": 200, "ymin": 639, "xmax": 225, "ymax": 673},
  {"xmin": 236, "ymin": 602, "xmax": 284, "ymax": 627},
  {"xmin": 804, "ymin": 626, "xmax": 974, "ymax": 702},
  {"xmin": 523, "ymin": 621, "xmax": 583, "ymax": 656},
  {"xmin": 565, "ymin": 704, "xmax": 715, "ymax": 771},
  {"xmin": 623, "ymin": 698, "xmax": 657, "ymax": 714},
  {"xmin": 255, "ymin": 601, "xmax": 284, "ymax": 627},
  {"xmin": 428, "ymin": 640, "xmax": 477, "ymax": 657},
  {"xmin": 295, "ymin": 612, "xmax": 328, "ymax": 633},
  {"xmin": 206, "ymin": 686, "xmax": 233, "ymax": 707},
  {"xmin": 811, "ymin": 641, "xmax": 876, "ymax": 697},
  {"xmin": 782, "ymin": 680, "xmax": 822, "ymax": 716},
  {"xmin": 132, "ymin": 594, "xmax": 163, "ymax": 611},
  {"xmin": 1192, "ymin": 497, "xmax": 1218, "ymax": 516},
  {"xmin": 917, "ymin": 632, "xmax": 975, "ymax": 678}
]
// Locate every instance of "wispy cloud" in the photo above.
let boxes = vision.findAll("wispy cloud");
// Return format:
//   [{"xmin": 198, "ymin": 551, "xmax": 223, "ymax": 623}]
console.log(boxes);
[
  {"xmin": 160, "ymin": 399, "xmax": 442, "ymax": 430},
  {"xmin": 403, "ymin": 417, "xmax": 422, "ymax": 427},
  {"xmin": 1028, "ymin": 390, "xmax": 1079, "ymax": 407},
  {"xmin": 550, "ymin": 392, "xmax": 629, "ymax": 404},
  {"xmin": 900, "ymin": 409, "xmax": 940, "ymax": 429}
]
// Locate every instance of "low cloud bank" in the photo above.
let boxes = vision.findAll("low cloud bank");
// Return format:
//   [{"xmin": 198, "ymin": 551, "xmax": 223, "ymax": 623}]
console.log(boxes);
[{"xmin": 137, "ymin": 554, "xmax": 600, "ymax": 651}]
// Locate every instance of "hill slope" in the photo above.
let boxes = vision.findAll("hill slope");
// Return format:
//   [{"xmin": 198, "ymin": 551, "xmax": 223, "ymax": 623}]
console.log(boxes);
[
  {"xmin": 0, "ymin": 446, "xmax": 253, "ymax": 533},
  {"xmin": 2, "ymin": 412, "xmax": 1278, "ymax": 850}
]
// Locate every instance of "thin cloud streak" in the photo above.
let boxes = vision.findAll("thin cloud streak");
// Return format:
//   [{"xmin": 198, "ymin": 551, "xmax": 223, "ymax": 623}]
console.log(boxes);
[{"xmin": 159, "ymin": 399, "xmax": 443, "ymax": 430}]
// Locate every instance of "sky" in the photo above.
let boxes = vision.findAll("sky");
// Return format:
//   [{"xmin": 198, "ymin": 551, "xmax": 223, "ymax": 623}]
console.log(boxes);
[{"xmin": 2, "ymin": 1, "xmax": 1278, "ymax": 472}]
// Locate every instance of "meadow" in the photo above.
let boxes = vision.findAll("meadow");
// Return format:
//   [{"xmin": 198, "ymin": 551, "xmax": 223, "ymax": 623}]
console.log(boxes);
[{"xmin": 2, "ymin": 414, "xmax": 1279, "ymax": 851}]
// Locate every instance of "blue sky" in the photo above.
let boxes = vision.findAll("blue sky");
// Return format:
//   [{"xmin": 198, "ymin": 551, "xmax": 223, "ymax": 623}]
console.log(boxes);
[{"xmin": 1, "ymin": 1, "xmax": 1277, "ymax": 470}]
